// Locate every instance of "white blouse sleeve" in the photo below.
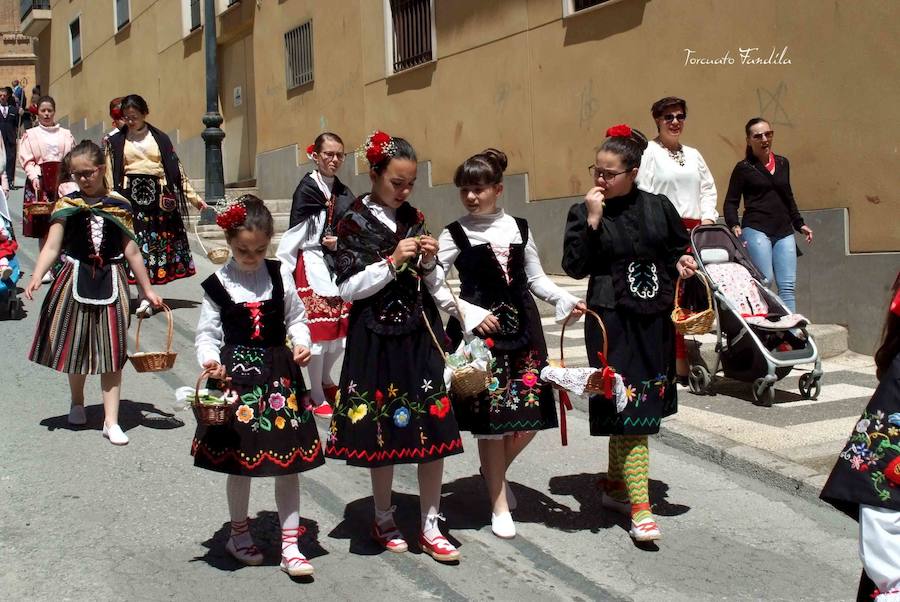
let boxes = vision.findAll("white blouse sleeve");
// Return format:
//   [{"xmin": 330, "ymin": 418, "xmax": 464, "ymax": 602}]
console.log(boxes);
[
  {"xmin": 282, "ymin": 270, "xmax": 311, "ymax": 349},
  {"xmin": 696, "ymin": 151, "xmax": 719, "ymax": 222},
  {"xmin": 275, "ymin": 222, "xmax": 309, "ymax": 277},
  {"xmin": 337, "ymin": 260, "xmax": 395, "ymax": 301},
  {"xmin": 859, "ymin": 505, "xmax": 900, "ymax": 601},
  {"xmin": 635, "ymin": 146, "xmax": 656, "ymax": 193},
  {"xmin": 524, "ymin": 228, "xmax": 580, "ymax": 322},
  {"xmin": 195, "ymin": 294, "xmax": 224, "ymax": 368}
]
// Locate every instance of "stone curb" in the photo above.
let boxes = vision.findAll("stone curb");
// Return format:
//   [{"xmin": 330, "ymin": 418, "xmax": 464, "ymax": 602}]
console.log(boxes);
[{"xmin": 566, "ymin": 394, "xmax": 831, "ymax": 506}]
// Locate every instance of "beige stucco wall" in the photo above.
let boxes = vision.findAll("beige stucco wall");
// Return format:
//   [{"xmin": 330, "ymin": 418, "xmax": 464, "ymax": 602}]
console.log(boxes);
[{"xmin": 34, "ymin": 0, "xmax": 899, "ymax": 251}]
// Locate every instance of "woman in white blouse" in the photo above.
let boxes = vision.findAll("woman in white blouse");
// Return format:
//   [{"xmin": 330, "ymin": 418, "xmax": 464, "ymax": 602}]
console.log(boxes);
[{"xmin": 636, "ymin": 96, "xmax": 718, "ymax": 382}]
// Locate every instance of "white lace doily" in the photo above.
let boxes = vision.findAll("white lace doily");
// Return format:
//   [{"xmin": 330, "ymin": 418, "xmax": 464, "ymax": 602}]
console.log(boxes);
[{"xmin": 540, "ymin": 366, "xmax": 628, "ymax": 413}]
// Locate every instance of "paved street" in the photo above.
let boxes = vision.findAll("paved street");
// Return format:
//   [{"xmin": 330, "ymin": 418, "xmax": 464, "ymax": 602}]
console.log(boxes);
[{"xmin": 0, "ymin": 188, "xmax": 865, "ymax": 601}]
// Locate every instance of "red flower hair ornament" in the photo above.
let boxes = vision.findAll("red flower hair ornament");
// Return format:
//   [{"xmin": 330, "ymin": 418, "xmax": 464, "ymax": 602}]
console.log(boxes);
[
  {"xmin": 606, "ymin": 124, "xmax": 633, "ymax": 138},
  {"xmin": 364, "ymin": 130, "xmax": 398, "ymax": 167},
  {"xmin": 216, "ymin": 201, "xmax": 247, "ymax": 230},
  {"xmin": 110, "ymin": 107, "xmax": 123, "ymax": 121},
  {"xmin": 305, "ymin": 144, "xmax": 316, "ymax": 160}
]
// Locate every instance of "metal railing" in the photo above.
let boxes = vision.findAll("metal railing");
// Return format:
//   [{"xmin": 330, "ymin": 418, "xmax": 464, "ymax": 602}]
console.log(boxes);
[{"xmin": 21, "ymin": 0, "xmax": 51, "ymax": 21}]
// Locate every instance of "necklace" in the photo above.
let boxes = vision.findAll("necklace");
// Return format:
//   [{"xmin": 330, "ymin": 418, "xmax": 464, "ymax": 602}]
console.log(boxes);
[{"xmin": 657, "ymin": 138, "xmax": 685, "ymax": 167}]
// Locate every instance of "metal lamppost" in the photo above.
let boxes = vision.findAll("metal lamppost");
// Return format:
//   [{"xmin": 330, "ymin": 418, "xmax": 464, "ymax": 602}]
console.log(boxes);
[{"xmin": 199, "ymin": 0, "xmax": 224, "ymax": 224}]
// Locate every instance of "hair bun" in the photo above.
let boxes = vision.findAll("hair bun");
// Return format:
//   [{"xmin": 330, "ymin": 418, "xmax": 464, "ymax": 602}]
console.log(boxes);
[
  {"xmin": 630, "ymin": 128, "xmax": 649, "ymax": 152},
  {"xmin": 481, "ymin": 148, "xmax": 508, "ymax": 174}
]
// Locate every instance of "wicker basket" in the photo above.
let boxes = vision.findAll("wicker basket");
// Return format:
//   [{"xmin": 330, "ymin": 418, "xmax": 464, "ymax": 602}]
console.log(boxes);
[
  {"xmin": 129, "ymin": 304, "xmax": 177, "ymax": 372},
  {"xmin": 191, "ymin": 369, "xmax": 235, "ymax": 426},
  {"xmin": 194, "ymin": 220, "xmax": 230, "ymax": 264},
  {"xmin": 24, "ymin": 202, "xmax": 53, "ymax": 216},
  {"xmin": 671, "ymin": 271, "xmax": 715, "ymax": 335},
  {"xmin": 558, "ymin": 308, "xmax": 611, "ymax": 395}
]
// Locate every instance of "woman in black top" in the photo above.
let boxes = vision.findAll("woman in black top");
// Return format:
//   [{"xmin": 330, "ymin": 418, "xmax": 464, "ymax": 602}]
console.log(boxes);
[{"xmin": 723, "ymin": 118, "xmax": 813, "ymax": 312}]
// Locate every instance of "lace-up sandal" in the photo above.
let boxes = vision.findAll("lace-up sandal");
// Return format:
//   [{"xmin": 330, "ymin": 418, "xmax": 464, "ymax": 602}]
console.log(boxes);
[
  {"xmin": 628, "ymin": 503, "xmax": 661, "ymax": 542},
  {"xmin": 225, "ymin": 518, "xmax": 264, "ymax": 566},
  {"xmin": 280, "ymin": 525, "xmax": 314, "ymax": 577}
]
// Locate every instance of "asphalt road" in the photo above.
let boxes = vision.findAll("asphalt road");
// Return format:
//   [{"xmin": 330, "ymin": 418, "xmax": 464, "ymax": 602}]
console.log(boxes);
[{"xmin": 0, "ymin": 190, "xmax": 861, "ymax": 601}]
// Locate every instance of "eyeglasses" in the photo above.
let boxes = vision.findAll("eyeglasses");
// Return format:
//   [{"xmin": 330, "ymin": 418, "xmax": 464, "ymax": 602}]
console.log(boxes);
[
  {"xmin": 751, "ymin": 130, "xmax": 775, "ymax": 140},
  {"xmin": 71, "ymin": 166, "xmax": 100, "ymax": 180},
  {"xmin": 319, "ymin": 151, "xmax": 345, "ymax": 160},
  {"xmin": 662, "ymin": 113, "xmax": 687, "ymax": 123},
  {"xmin": 588, "ymin": 166, "xmax": 631, "ymax": 180}
]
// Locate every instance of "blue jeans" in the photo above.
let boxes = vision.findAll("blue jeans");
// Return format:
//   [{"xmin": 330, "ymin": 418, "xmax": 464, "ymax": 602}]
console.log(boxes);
[{"xmin": 740, "ymin": 227, "xmax": 798, "ymax": 312}]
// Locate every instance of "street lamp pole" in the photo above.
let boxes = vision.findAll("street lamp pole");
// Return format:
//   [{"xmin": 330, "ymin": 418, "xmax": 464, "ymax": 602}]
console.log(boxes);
[{"xmin": 199, "ymin": 0, "xmax": 224, "ymax": 224}]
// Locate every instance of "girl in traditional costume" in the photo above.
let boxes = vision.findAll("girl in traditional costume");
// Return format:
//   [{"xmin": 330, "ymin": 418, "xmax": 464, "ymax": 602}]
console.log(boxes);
[
  {"xmin": 325, "ymin": 131, "xmax": 463, "ymax": 563},
  {"xmin": 562, "ymin": 125, "xmax": 696, "ymax": 542},
  {"xmin": 25, "ymin": 140, "xmax": 163, "ymax": 445},
  {"xmin": 193, "ymin": 195, "xmax": 324, "ymax": 577},
  {"xmin": 821, "ymin": 273, "xmax": 900, "ymax": 602},
  {"xmin": 438, "ymin": 148, "xmax": 584, "ymax": 539},
  {"xmin": 276, "ymin": 132, "xmax": 354, "ymax": 418},
  {"xmin": 105, "ymin": 94, "xmax": 206, "ymax": 308}
]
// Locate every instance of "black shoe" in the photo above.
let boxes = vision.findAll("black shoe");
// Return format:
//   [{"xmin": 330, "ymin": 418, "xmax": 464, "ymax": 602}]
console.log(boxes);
[{"xmin": 676, "ymin": 375, "xmax": 689, "ymax": 386}]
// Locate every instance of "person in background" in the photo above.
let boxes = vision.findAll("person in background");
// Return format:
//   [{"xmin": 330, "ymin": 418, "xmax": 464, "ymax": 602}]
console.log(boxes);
[{"xmin": 0, "ymin": 88, "xmax": 19, "ymax": 189}]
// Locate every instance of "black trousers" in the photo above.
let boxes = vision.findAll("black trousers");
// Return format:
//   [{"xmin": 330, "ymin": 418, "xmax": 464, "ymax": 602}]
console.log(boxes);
[{"xmin": 2, "ymin": 138, "xmax": 15, "ymax": 184}]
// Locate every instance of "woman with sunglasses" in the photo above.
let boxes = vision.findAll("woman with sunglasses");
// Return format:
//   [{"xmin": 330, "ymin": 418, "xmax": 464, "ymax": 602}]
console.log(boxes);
[
  {"xmin": 723, "ymin": 118, "xmax": 813, "ymax": 313},
  {"xmin": 636, "ymin": 96, "xmax": 718, "ymax": 382}
]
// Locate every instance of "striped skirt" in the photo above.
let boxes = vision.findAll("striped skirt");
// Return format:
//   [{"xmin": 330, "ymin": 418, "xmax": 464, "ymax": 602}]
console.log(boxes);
[{"xmin": 29, "ymin": 261, "xmax": 130, "ymax": 374}]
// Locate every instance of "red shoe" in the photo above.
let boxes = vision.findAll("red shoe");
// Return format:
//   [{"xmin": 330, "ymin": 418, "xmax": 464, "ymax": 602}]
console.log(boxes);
[
  {"xmin": 323, "ymin": 385, "xmax": 339, "ymax": 404},
  {"xmin": 372, "ymin": 519, "xmax": 408, "ymax": 553},
  {"xmin": 420, "ymin": 532, "xmax": 460, "ymax": 562},
  {"xmin": 312, "ymin": 402, "xmax": 333, "ymax": 419}
]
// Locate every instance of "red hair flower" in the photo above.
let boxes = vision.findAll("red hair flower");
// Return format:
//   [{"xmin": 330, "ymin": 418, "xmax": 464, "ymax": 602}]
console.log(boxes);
[
  {"xmin": 110, "ymin": 107, "xmax": 123, "ymax": 120},
  {"xmin": 305, "ymin": 144, "xmax": 315, "ymax": 158},
  {"xmin": 215, "ymin": 201, "xmax": 247, "ymax": 230},
  {"xmin": 606, "ymin": 124, "xmax": 633, "ymax": 138},
  {"xmin": 364, "ymin": 130, "xmax": 397, "ymax": 166}
]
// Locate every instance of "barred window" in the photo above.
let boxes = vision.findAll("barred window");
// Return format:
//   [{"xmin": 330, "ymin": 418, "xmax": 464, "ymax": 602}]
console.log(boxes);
[
  {"xmin": 285, "ymin": 21, "xmax": 314, "ymax": 90},
  {"xmin": 387, "ymin": 0, "xmax": 434, "ymax": 74},
  {"xmin": 190, "ymin": 0, "xmax": 201, "ymax": 31},
  {"xmin": 115, "ymin": 0, "xmax": 131, "ymax": 31},
  {"xmin": 69, "ymin": 17, "xmax": 82, "ymax": 66},
  {"xmin": 573, "ymin": 0, "xmax": 609, "ymax": 10}
]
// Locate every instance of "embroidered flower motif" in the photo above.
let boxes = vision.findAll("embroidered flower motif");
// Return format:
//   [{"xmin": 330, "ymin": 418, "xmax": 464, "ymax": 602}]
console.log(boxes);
[
  {"xmin": 275, "ymin": 416, "xmax": 286, "ymax": 430},
  {"xmin": 347, "ymin": 380, "xmax": 358, "ymax": 394},
  {"xmin": 287, "ymin": 394, "xmax": 298, "ymax": 411},
  {"xmin": 348, "ymin": 404, "xmax": 368, "ymax": 424},
  {"xmin": 334, "ymin": 390, "xmax": 341, "ymax": 404},
  {"xmin": 856, "ymin": 419, "xmax": 871, "ymax": 433},
  {"xmin": 236, "ymin": 405, "xmax": 254, "ymax": 424},
  {"xmin": 387, "ymin": 384, "xmax": 399, "ymax": 398},
  {"xmin": 222, "ymin": 389, "xmax": 239, "ymax": 404},
  {"xmin": 375, "ymin": 389, "xmax": 385, "ymax": 409},
  {"xmin": 889, "ymin": 427, "xmax": 900, "ymax": 438},
  {"xmin": 393, "ymin": 407, "xmax": 411, "ymax": 428},
  {"xmin": 488, "ymin": 377, "xmax": 500, "ymax": 392},
  {"xmin": 281, "ymin": 377, "xmax": 292, "ymax": 388},
  {"xmin": 521, "ymin": 372, "xmax": 539, "ymax": 388},
  {"xmin": 850, "ymin": 455, "xmax": 865, "ymax": 470},
  {"xmin": 291, "ymin": 418, "xmax": 299, "ymax": 429},
  {"xmin": 302, "ymin": 396, "xmax": 314, "ymax": 411},
  {"xmin": 421, "ymin": 379, "xmax": 433, "ymax": 393},
  {"xmin": 889, "ymin": 413, "xmax": 900, "ymax": 427},
  {"xmin": 268, "ymin": 392, "xmax": 286, "ymax": 411},
  {"xmin": 430, "ymin": 397, "xmax": 451, "ymax": 419},
  {"xmin": 886, "ymin": 457, "xmax": 900, "ymax": 486},
  {"xmin": 624, "ymin": 385, "xmax": 636, "ymax": 402}
]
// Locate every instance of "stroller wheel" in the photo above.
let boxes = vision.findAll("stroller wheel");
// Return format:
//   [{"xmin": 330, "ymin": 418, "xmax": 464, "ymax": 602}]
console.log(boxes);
[
  {"xmin": 752, "ymin": 378, "xmax": 774, "ymax": 407},
  {"xmin": 688, "ymin": 365, "xmax": 711, "ymax": 395},
  {"xmin": 798, "ymin": 373, "xmax": 821, "ymax": 400}
]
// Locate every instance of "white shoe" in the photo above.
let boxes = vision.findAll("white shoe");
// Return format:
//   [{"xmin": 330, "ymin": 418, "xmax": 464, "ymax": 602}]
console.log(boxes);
[
  {"xmin": 0, "ymin": 265, "xmax": 11, "ymax": 280},
  {"xmin": 629, "ymin": 516, "xmax": 661, "ymax": 542},
  {"xmin": 40, "ymin": 272, "xmax": 53, "ymax": 284},
  {"xmin": 102, "ymin": 422, "xmax": 129, "ymax": 445},
  {"xmin": 491, "ymin": 511, "xmax": 516, "ymax": 539},
  {"xmin": 68, "ymin": 404, "xmax": 86, "ymax": 426}
]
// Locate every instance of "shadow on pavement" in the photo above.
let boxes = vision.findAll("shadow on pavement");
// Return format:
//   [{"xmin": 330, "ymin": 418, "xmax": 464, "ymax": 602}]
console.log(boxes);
[
  {"xmin": 39, "ymin": 398, "xmax": 186, "ymax": 432},
  {"xmin": 192, "ymin": 510, "xmax": 325, "ymax": 577},
  {"xmin": 328, "ymin": 492, "xmax": 461, "ymax": 559}
]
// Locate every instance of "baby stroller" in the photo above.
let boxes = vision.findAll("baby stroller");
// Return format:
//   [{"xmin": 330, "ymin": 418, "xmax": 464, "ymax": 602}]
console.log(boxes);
[
  {"xmin": 684, "ymin": 224, "xmax": 822, "ymax": 406},
  {"xmin": 0, "ymin": 190, "xmax": 23, "ymax": 319}
]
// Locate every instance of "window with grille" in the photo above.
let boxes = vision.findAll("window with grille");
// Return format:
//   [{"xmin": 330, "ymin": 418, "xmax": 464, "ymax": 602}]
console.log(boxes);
[
  {"xmin": 69, "ymin": 18, "xmax": 82, "ymax": 66},
  {"xmin": 115, "ymin": 0, "xmax": 130, "ymax": 30},
  {"xmin": 284, "ymin": 21, "xmax": 314, "ymax": 90},
  {"xmin": 387, "ymin": 0, "xmax": 434, "ymax": 74},
  {"xmin": 573, "ymin": 0, "xmax": 609, "ymax": 10},
  {"xmin": 190, "ymin": 0, "xmax": 201, "ymax": 31}
]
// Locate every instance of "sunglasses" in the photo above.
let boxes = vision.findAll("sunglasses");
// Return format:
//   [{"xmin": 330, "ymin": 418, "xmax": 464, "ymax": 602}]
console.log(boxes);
[
  {"xmin": 751, "ymin": 131, "xmax": 775, "ymax": 140},
  {"xmin": 662, "ymin": 113, "xmax": 686, "ymax": 123}
]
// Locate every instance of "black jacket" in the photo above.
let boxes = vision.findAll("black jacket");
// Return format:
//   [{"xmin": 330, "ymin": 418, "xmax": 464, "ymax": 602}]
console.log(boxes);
[
  {"xmin": 723, "ymin": 154, "xmax": 805, "ymax": 238},
  {"xmin": 0, "ymin": 102, "xmax": 19, "ymax": 146}
]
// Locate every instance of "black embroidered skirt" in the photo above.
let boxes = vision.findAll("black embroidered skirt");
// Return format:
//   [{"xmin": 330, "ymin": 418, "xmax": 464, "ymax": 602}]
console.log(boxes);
[
  {"xmin": 191, "ymin": 344, "xmax": 325, "ymax": 476},
  {"xmin": 325, "ymin": 313, "xmax": 464, "ymax": 468},
  {"xmin": 125, "ymin": 174, "xmax": 195, "ymax": 285},
  {"xmin": 585, "ymin": 307, "xmax": 677, "ymax": 436}
]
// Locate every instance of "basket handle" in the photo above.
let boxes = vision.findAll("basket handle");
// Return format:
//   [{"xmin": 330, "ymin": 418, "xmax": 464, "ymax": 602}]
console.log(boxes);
[
  {"xmin": 559, "ymin": 307, "xmax": 607, "ymax": 369},
  {"xmin": 134, "ymin": 303, "xmax": 174, "ymax": 354},
  {"xmin": 194, "ymin": 367, "xmax": 214, "ymax": 405},
  {"xmin": 673, "ymin": 271, "xmax": 712, "ymax": 314},
  {"xmin": 193, "ymin": 218, "xmax": 212, "ymax": 256},
  {"xmin": 421, "ymin": 310, "xmax": 450, "ymax": 363}
]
